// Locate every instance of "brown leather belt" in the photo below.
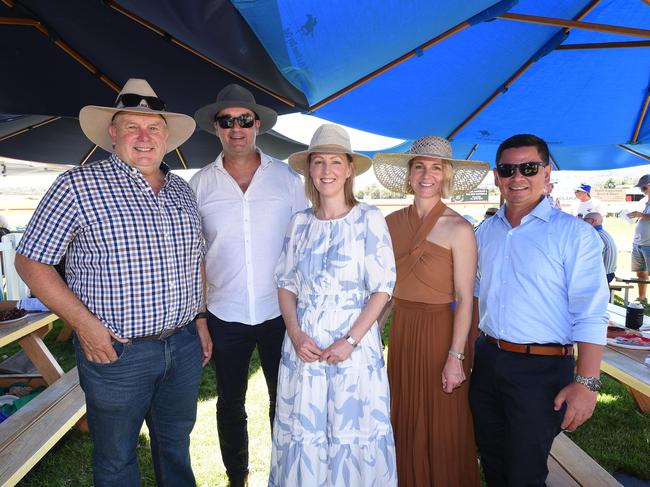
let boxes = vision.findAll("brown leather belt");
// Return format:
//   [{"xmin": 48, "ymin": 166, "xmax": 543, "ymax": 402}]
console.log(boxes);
[{"xmin": 484, "ymin": 334, "xmax": 574, "ymax": 357}]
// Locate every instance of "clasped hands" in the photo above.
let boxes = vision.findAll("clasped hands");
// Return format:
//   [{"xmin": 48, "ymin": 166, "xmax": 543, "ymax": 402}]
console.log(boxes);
[{"xmin": 290, "ymin": 330, "xmax": 353, "ymax": 364}]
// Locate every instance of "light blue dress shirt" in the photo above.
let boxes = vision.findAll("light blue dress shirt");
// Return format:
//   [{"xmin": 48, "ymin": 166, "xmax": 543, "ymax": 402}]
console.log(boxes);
[{"xmin": 474, "ymin": 197, "xmax": 609, "ymax": 345}]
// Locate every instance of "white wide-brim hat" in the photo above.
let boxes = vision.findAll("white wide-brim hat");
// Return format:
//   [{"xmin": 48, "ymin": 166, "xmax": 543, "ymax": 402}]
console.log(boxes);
[
  {"xmin": 373, "ymin": 136, "xmax": 490, "ymax": 197},
  {"xmin": 288, "ymin": 124, "xmax": 372, "ymax": 176},
  {"xmin": 79, "ymin": 78, "xmax": 196, "ymax": 153},
  {"xmin": 194, "ymin": 83, "xmax": 278, "ymax": 135}
]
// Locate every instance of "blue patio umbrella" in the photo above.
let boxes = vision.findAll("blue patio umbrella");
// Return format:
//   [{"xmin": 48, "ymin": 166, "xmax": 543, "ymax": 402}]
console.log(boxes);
[{"xmin": 2, "ymin": 1, "xmax": 649, "ymax": 170}]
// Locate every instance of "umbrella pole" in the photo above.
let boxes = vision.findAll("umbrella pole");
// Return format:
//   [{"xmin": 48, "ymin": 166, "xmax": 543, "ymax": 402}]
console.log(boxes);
[
  {"xmin": 175, "ymin": 148, "xmax": 188, "ymax": 170},
  {"xmin": 632, "ymin": 91, "xmax": 650, "ymax": 144}
]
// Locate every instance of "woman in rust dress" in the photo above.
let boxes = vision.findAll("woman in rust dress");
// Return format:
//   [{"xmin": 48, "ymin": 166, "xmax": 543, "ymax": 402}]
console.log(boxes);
[{"xmin": 374, "ymin": 136, "xmax": 490, "ymax": 486}]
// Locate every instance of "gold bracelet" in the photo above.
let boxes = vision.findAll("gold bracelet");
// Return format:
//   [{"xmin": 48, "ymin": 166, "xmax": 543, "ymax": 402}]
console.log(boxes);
[{"xmin": 448, "ymin": 350, "xmax": 465, "ymax": 360}]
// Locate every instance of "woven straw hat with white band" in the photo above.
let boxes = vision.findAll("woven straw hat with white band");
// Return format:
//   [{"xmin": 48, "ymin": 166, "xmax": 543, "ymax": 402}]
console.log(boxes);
[{"xmin": 373, "ymin": 136, "xmax": 490, "ymax": 197}]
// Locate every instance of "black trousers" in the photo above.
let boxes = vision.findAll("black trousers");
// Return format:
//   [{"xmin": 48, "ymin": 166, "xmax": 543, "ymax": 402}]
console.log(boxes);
[
  {"xmin": 469, "ymin": 335, "xmax": 574, "ymax": 487},
  {"xmin": 208, "ymin": 313, "xmax": 286, "ymax": 480}
]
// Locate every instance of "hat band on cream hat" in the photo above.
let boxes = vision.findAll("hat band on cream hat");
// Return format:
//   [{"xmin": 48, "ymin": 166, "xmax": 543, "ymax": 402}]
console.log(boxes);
[
  {"xmin": 79, "ymin": 78, "xmax": 196, "ymax": 154},
  {"xmin": 373, "ymin": 135, "xmax": 490, "ymax": 197},
  {"xmin": 288, "ymin": 124, "xmax": 372, "ymax": 176}
]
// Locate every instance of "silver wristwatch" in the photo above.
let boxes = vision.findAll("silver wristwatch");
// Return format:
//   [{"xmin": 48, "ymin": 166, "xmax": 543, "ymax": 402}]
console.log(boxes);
[
  {"xmin": 345, "ymin": 334, "xmax": 358, "ymax": 348},
  {"xmin": 574, "ymin": 375, "xmax": 602, "ymax": 392}
]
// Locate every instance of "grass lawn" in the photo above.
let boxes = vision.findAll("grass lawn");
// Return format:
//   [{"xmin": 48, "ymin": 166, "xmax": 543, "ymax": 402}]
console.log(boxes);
[{"xmin": 1, "ymin": 320, "xmax": 648, "ymax": 486}]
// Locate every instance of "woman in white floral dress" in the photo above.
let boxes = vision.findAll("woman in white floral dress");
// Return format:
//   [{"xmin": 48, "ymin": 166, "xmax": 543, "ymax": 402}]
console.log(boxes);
[{"xmin": 269, "ymin": 124, "xmax": 397, "ymax": 486}]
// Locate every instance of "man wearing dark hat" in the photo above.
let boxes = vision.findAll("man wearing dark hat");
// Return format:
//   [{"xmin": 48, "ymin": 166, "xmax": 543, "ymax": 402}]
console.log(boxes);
[
  {"xmin": 628, "ymin": 174, "xmax": 650, "ymax": 301},
  {"xmin": 190, "ymin": 84, "xmax": 307, "ymax": 486},
  {"xmin": 15, "ymin": 79, "xmax": 211, "ymax": 486},
  {"xmin": 470, "ymin": 134, "xmax": 608, "ymax": 486}
]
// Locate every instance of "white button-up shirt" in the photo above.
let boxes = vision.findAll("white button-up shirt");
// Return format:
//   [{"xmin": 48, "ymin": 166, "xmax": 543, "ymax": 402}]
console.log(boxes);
[{"xmin": 190, "ymin": 150, "xmax": 308, "ymax": 325}]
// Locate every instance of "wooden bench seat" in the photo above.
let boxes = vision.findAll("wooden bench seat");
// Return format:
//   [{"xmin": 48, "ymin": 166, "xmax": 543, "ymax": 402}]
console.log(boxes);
[
  {"xmin": 547, "ymin": 433, "xmax": 621, "ymax": 486},
  {"xmin": 0, "ymin": 367, "xmax": 86, "ymax": 487},
  {"xmin": 608, "ymin": 283, "xmax": 634, "ymax": 305}
]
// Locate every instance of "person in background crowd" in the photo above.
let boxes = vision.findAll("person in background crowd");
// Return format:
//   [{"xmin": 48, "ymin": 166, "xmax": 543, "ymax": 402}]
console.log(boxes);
[
  {"xmin": 573, "ymin": 183, "xmax": 604, "ymax": 218},
  {"xmin": 545, "ymin": 178, "xmax": 561, "ymax": 209},
  {"xmin": 584, "ymin": 212, "xmax": 617, "ymax": 283},
  {"xmin": 471, "ymin": 133, "xmax": 609, "ymax": 486},
  {"xmin": 628, "ymin": 174, "xmax": 650, "ymax": 302},
  {"xmin": 189, "ymin": 84, "xmax": 307, "ymax": 487},
  {"xmin": 15, "ymin": 79, "xmax": 210, "ymax": 486}
]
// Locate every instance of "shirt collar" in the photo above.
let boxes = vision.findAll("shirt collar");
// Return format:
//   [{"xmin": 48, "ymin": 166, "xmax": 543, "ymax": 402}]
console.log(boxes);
[
  {"xmin": 497, "ymin": 196, "xmax": 552, "ymax": 225},
  {"xmin": 213, "ymin": 148, "xmax": 270, "ymax": 171},
  {"xmin": 109, "ymin": 153, "xmax": 170, "ymax": 178},
  {"xmin": 594, "ymin": 224, "xmax": 603, "ymax": 231}
]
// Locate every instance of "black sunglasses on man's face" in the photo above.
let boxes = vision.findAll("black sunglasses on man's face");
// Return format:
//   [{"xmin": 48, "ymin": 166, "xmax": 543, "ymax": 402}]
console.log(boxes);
[
  {"xmin": 495, "ymin": 161, "xmax": 547, "ymax": 178},
  {"xmin": 214, "ymin": 113, "xmax": 257, "ymax": 129}
]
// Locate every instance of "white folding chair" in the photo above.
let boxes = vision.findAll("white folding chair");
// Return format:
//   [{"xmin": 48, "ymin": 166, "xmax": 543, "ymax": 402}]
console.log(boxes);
[{"xmin": 1, "ymin": 233, "xmax": 30, "ymax": 300}]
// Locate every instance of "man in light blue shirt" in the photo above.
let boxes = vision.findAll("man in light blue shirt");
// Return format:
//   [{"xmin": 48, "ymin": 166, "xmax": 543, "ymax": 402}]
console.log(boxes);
[{"xmin": 470, "ymin": 134, "xmax": 609, "ymax": 487}]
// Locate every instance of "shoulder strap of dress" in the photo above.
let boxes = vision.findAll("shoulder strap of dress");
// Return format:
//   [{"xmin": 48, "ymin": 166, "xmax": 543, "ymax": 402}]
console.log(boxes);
[{"xmin": 410, "ymin": 199, "xmax": 446, "ymax": 250}]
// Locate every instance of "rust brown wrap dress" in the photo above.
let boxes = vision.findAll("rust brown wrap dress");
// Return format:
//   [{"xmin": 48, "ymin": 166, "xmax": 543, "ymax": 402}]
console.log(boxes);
[{"xmin": 386, "ymin": 201, "xmax": 479, "ymax": 487}]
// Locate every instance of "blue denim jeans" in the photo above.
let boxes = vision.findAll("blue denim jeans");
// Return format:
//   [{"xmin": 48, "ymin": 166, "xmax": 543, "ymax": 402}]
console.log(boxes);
[{"xmin": 74, "ymin": 321, "xmax": 202, "ymax": 487}]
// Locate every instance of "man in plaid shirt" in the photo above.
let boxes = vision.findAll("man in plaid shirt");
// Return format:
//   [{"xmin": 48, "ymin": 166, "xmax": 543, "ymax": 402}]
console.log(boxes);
[{"xmin": 15, "ymin": 79, "xmax": 210, "ymax": 487}]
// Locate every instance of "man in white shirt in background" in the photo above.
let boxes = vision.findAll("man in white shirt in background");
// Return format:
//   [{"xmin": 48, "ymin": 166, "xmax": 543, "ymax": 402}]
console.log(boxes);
[
  {"xmin": 190, "ymin": 84, "xmax": 308, "ymax": 487},
  {"xmin": 573, "ymin": 183, "xmax": 604, "ymax": 218},
  {"xmin": 628, "ymin": 174, "xmax": 650, "ymax": 302}
]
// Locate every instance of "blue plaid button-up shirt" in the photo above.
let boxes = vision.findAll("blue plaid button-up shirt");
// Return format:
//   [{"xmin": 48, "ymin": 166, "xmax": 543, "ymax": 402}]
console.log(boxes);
[{"xmin": 17, "ymin": 155, "xmax": 205, "ymax": 338}]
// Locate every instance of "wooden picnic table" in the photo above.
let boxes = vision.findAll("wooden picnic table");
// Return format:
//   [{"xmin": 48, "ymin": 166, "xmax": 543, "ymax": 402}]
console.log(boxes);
[
  {"xmin": 0, "ymin": 312, "xmax": 63, "ymax": 386},
  {"xmin": 613, "ymin": 277, "xmax": 650, "ymax": 305},
  {"xmin": 0, "ymin": 312, "xmax": 87, "ymax": 486},
  {"xmin": 604, "ymin": 303, "xmax": 650, "ymax": 413}
]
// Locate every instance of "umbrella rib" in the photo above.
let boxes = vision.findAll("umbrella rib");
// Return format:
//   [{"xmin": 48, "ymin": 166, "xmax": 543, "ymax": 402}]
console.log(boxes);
[
  {"xmin": 447, "ymin": 1, "xmax": 600, "ymax": 140},
  {"xmin": 497, "ymin": 13, "xmax": 650, "ymax": 39},
  {"xmin": 0, "ymin": 116, "xmax": 60, "ymax": 142},
  {"xmin": 617, "ymin": 145, "xmax": 650, "ymax": 162},
  {"xmin": 0, "ymin": 16, "xmax": 120, "ymax": 93},
  {"xmin": 465, "ymin": 144, "xmax": 479, "ymax": 160},
  {"xmin": 105, "ymin": 1, "xmax": 297, "ymax": 108},
  {"xmin": 308, "ymin": 20, "xmax": 470, "ymax": 112},
  {"xmin": 548, "ymin": 151, "xmax": 560, "ymax": 171},
  {"xmin": 632, "ymin": 91, "xmax": 650, "ymax": 144},
  {"xmin": 556, "ymin": 40, "xmax": 650, "ymax": 50},
  {"xmin": 80, "ymin": 145, "xmax": 99, "ymax": 166}
]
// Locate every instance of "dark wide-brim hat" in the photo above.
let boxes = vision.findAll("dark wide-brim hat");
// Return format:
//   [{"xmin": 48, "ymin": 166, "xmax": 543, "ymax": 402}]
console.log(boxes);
[
  {"xmin": 373, "ymin": 136, "xmax": 490, "ymax": 197},
  {"xmin": 79, "ymin": 78, "xmax": 196, "ymax": 154},
  {"xmin": 194, "ymin": 84, "xmax": 278, "ymax": 135}
]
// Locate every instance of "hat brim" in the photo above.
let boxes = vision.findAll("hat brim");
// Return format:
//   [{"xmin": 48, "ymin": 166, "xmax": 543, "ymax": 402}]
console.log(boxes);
[
  {"xmin": 373, "ymin": 152, "xmax": 490, "ymax": 197},
  {"xmin": 194, "ymin": 101, "xmax": 277, "ymax": 135},
  {"xmin": 288, "ymin": 146, "xmax": 372, "ymax": 176},
  {"xmin": 79, "ymin": 106, "xmax": 196, "ymax": 153}
]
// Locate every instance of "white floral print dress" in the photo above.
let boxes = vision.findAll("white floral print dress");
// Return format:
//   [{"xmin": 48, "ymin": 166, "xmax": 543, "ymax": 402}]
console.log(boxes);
[{"xmin": 269, "ymin": 203, "xmax": 397, "ymax": 487}]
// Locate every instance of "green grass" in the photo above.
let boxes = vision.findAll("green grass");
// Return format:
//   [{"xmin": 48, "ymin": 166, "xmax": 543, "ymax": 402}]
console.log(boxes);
[{"xmin": 2, "ymin": 319, "xmax": 649, "ymax": 486}]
